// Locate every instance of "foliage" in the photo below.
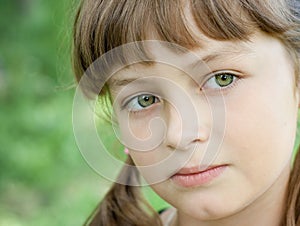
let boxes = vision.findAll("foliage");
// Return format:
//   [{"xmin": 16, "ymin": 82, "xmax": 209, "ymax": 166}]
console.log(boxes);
[{"xmin": 0, "ymin": 0, "xmax": 109, "ymax": 225}]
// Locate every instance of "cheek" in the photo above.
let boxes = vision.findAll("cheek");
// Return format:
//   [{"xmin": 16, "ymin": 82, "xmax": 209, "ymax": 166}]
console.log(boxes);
[
  {"xmin": 123, "ymin": 115, "xmax": 153, "ymax": 140},
  {"xmin": 129, "ymin": 149, "xmax": 169, "ymax": 166},
  {"xmin": 224, "ymin": 78, "xmax": 298, "ymax": 180},
  {"xmin": 117, "ymin": 106, "xmax": 166, "ymax": 149}
]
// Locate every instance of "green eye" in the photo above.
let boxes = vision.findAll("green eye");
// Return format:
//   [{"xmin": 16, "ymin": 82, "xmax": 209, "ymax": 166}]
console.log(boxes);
[
  {"xmin": 125, "ymin": 94, "xmax": 160, "ymax": 112},
  {"xmin": 137, "ymin": 95, "xmax": 156, "ymax": 108},
  {"xmin": 215, "ymin": 73, "xmax": 234, "ymax": 87}
]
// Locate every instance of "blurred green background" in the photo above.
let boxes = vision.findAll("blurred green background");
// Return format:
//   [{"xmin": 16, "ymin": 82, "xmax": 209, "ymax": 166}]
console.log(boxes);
[
  {"xmin": 1, "ymin": 1, "xmax": 299, "ymax": 225},
  {"xmin": 0, "ymin": 0, "xmax": 107, "ymax": 225},
  {"xmin": 0, "ymin": 0, "xmax": 168, "ymax": 225}
]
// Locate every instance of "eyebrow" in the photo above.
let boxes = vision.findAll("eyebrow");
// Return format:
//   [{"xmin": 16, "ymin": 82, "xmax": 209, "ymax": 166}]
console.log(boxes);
[
  {"xmin": 190, "ymin": 46, "xmax": 251, "ymax": 69},
  {"xmin": 110, "ymin": 46, "xmax": 252, "ymax": 87},
  {"xmin": 109, "ymin": 78, "xmax": 144, "ymax": 87}
]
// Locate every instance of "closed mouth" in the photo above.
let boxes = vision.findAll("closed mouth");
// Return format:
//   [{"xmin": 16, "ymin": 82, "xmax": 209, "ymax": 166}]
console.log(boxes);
[{"xmin": 171, "ymin": 164, "xmax": 228, "ymax": 187}]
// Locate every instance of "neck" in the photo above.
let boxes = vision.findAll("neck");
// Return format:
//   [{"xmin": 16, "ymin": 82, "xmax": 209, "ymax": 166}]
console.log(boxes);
[{"xmin": 174, "ymin": 166, "xmax": 290, "ymax": 226}]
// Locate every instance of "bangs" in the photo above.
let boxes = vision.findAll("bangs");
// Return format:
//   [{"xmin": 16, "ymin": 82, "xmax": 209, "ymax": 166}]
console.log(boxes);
[
  {"xmin": 73, "ymin": 0, "xmax": 300, "ymax": 94},
  {"xmin": 75, "ymin": 0, "xmax": 254, "ymax": 66}
]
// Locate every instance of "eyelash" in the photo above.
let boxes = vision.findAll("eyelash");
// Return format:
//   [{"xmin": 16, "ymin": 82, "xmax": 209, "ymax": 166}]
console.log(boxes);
[
  {"xmin": 201, "ymin": 71, "xmax": 239, "ymax": 92},
  {"xmin": 122, "ymin": 93, "xmax": 161, "ymax": 113},
  {"xmin": 122, "ymin": 71, "xmax": 240, "ymax": 113}
]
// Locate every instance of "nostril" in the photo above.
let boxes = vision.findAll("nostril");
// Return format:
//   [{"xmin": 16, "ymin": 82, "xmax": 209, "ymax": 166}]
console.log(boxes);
[
  {"xmin": 195, "ymin": 126, "xmax": 210, "ymax": 142},
  {"xmin": 192, "ymin": 138, "xmax": 203, "ymax": 143},
  {"xmin": 164, "ymin": 125, "xmax": 210, "ymax": 151}
]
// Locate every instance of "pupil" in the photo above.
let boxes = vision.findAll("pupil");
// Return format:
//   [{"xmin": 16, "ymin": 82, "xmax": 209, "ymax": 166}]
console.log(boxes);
[
  {"xmin": 138, "ymin": 95, "xmax": 155, "ymax": 107},
  {"xmin": 221, "ymin": 74, "xmax": 228, "ymax": 80},
  {"xmin": 215, "ymin": 73, "xmax": 233, "ymax": 87}
]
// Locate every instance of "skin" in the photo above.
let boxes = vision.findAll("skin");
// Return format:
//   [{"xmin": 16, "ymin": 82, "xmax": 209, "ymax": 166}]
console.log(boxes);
[{"xmin": 109, "ymin": 32, "xmax": 299, "ymax": 226}]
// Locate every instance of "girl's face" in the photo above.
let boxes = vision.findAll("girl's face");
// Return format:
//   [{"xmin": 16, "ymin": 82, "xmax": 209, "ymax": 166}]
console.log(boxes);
[{"xmin": 109, "ymin": 32, "xmax": 299, "ymax": 221}]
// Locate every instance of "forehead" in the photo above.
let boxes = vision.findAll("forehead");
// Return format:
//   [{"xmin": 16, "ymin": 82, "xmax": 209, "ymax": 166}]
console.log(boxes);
[
  {"xmin": 106, "ymin": 32, "xmax": 292, "ymax": 91},
  {"xmin": 108, "ymin": 34, "xmax": 256, "ymax": 86}
]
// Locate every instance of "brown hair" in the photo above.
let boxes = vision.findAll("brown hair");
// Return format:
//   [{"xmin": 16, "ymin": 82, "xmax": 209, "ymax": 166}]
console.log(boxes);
[{"xmin": 72, "ymin": 0, "xmax": 300, "ymax": 225}]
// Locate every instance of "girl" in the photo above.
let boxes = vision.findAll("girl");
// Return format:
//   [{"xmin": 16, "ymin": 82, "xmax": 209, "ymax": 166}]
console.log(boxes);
[{"xmin": 72, "ymin": 0, "xmax": 300, "ymax": 225}]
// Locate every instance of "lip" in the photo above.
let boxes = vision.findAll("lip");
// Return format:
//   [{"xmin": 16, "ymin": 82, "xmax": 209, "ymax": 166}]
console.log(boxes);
[{"xmin": 171, "ymin": 165, "xmax": 228, "ymax": 188}]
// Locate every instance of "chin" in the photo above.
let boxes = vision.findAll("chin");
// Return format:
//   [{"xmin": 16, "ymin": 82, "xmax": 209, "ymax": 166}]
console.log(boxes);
[{"xmin": 181, "ymin": 199, "xmax": 239, "ymax": 220}]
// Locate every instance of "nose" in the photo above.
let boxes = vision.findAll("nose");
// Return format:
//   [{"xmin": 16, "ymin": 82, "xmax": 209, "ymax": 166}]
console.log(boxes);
[{"xmin": 163, "ymin": 101, "xmax": 210, "ymax": 151}]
